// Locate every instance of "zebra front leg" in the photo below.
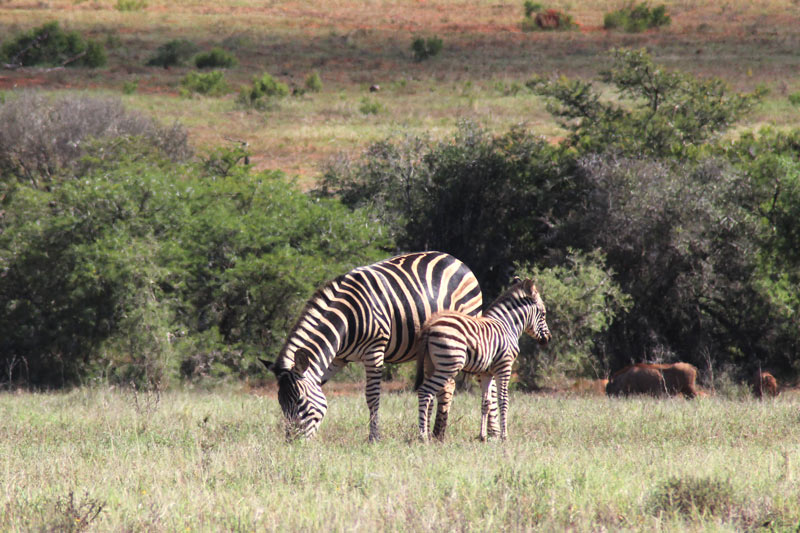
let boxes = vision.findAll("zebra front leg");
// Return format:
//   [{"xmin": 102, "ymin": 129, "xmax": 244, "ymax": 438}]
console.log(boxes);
[
  {"xmin": 364, "ymin": 360, "xmax": 384, "ymax": 442},
  {"xmin": 487, "ymin": 378, "xmax": 500, "ymax": 437},
  {"xmin": 432, "ymin": 377, "xmax": 455, "ymax": 441}
]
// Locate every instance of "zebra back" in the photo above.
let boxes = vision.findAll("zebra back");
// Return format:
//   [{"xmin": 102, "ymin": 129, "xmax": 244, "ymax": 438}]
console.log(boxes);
[{"xmin": 274, "ymin": 251, "xmax": 483, "ymax": 381}]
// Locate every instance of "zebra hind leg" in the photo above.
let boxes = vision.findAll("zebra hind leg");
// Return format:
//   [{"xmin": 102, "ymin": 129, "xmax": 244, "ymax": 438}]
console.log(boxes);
[
  {"xmin": 417, "ymin": 385, "xmax": 438, "ymax": 442},
  {"xmin": 432, "ymin": 377, "xmax": 456, "ymax": 441}
]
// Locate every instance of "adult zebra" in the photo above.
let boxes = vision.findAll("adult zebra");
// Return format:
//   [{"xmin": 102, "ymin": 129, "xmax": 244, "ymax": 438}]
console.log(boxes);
[
  {"xmin": 415, "ymin": 278, "xmax": 551, "ymax": 441},
  {"xmin": 261, "ymin": 251, "xmax": 494, "ymax": 441}
]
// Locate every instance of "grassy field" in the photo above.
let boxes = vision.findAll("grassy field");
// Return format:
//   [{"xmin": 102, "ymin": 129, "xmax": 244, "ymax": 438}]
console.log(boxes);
[
  {"xmin": 2, "ymin": 1, "xmax": 800, "ymax": 180},
  {"xmin": 2, "ymin": 386, "xmax": 799, "ymax": 531}
]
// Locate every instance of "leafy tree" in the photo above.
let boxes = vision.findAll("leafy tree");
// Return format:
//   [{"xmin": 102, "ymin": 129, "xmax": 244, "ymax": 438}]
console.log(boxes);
[
  {"xmin": 528, "ymin": 48, "xmax": 764, "ymax": 158},
  {"xmin": 514, "ymin": 249, "xmax": 630, "ymax": 387},
  {"xmin": 318, "ymin": 123, "xmax": 576, "ymax": 296}
]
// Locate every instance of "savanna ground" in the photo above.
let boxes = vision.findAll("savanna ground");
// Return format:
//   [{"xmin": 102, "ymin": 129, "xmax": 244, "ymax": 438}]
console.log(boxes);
[
  {"xmin": 1, "ymin": 0, "xmax": 800, "ymax": 179},
  {"xmin": 2, "ymin": 386, "xmax": 800, "ymax": 531},
  {"xmin": 3, "ymin": 1, "xmax": 800, "ymax": 530}
]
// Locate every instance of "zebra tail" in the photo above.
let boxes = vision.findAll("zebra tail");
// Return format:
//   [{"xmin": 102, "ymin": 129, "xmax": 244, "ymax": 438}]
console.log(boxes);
[{"xmin": 413, "ymin": 328, "xmax": 430, "ymax": 392}]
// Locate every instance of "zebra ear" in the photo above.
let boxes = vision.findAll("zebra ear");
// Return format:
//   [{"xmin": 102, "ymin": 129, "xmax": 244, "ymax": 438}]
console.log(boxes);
[
  {"xmin": 523, "ymin": 278, "xmax": 536, "ymax": 294},
  {"xmin": 294, "ymin": 349, "xmax": 312, "ymax": 375},
  {"xmin": 511, "ymin": 275, "xmax": 522, "ymax": 284},
  {"xmin": 259, "ymin": 358, "xmax": 277, "ymax": 374}
]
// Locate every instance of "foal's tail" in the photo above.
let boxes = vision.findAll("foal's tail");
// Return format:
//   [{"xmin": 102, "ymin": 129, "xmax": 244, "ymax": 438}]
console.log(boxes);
[{"xmin": 413, "ymin": 327, "xmax": 431, "ymax": 392}]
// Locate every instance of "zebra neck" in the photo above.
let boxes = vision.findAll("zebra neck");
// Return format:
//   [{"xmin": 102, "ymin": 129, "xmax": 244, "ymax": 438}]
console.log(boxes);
[
  {"xmin": 275, "ymin": 284, "xmax": 348, "ymax": 381},
  {"xmin": 485, "ymin": 296, "xmax": 529, "ymax": 339}
]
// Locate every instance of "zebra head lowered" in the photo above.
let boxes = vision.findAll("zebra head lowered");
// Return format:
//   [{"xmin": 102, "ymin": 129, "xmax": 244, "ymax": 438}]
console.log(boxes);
[{"xmin": 260, "ymin": 350, "xmax": 327, "ymax": 440}]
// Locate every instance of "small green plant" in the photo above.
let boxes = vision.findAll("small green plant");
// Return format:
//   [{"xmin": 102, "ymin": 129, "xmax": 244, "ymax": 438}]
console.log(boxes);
[
  {"xmin": 523, "ymin": 1, "xmax": 543, "ymax": 17},
  {"xmin": 650, "ymin": 476, "xmax": 736, "ymax": 517},
  {"xmin": 522, "ymin": 7, "xmax": 577, "ymax": 31},
  {"xmin": 115, "ymin": 0, "xmax": 147, "ymax": 11},
  {"xmin": 604, "ymin": 3, "xmax": 671, "ymax": 33},
  {"xmin": 122, "ymin": 79, "xmax": 139, "ymax": 95},
  {"xmin": 237, "ymin": 73, "xmax": 289, "ymax": 109},
  {"xmin": 788, "ymin": 92, "xmax": 800, "ymax": 106},
  {"xmin": 305, "ymin": 71, "xmax": 323, "ymax": 93},
  {"xmin": 146, "ymin": 39, "xmax": 198, "ymax": 68},
  {"xmin": 194, "ymin": 47, "xmax": 238, "ymax": 69},
  {"xmin": 411, "ymin": 36, "xmax": 443, "ymax": 62},
  {"xmin": 358, "ymin": 97, "xmax": 384, "ymax": 115},
  {"xmin": 180, "ymin": 70, "xmax": 230, "ymax": 97},
  {"xmin": 0, "ymin": 21, "xmax": 106, "ymax": 68}
]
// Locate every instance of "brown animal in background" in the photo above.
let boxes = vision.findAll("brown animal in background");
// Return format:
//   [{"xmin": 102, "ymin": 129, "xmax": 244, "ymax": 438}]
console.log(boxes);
[
  {"xmin": 752, "ymin": 371, "xmax": 779, "ymax": 398},
  {"xmin": 606, "ymin": 363, "xmax": 698, "ymax": 399}
]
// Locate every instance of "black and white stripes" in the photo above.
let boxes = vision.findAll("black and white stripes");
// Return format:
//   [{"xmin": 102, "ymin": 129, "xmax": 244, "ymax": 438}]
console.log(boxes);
[
  {"xmin": 415, "ymin": 278, "xmax": 551, "ymax": 441},
  {"xmin": 262, "ymin": 251, "xmax": 484, "ymax": 441}
]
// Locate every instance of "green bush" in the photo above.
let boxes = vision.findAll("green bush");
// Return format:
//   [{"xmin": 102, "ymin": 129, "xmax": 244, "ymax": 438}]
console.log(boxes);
[
  {"xmin": 788, "ymin": 92, "xmax": 800, "ymax": 106},
  {"xmin": 146, "ymin": 39, "xmax": 198, "ymax": 68},
  {"xmin": 304, "ymin": 71, "xmax": 323, "ymax": 93},
  {"xmin": 604, "ymin": 3, "xmax": 670, "ymax": 33},
  {"xmin": 115, "ymin": 0, "xmax": 147, "ymax": 11},
  {"xmin": 0, "ymin": 148, "xmax": 391, "ymax": 388},
  {"xmin": 194, "ymin": 47, "xmax": 238, "ymax": 69},
  {"xmin": 237, "ymin": 73, "xmax": 289, "ymax": 109},
  {"xmin": 515, "ymin": 250, "xmax": 630, "ymax": 386},
  {"xmin": 180, "ymin": 70, "xmax": 230, "ymax": 97},
  {"xmin": 122, "ymin": 79, "xmax": 139, "ymax": 95},
  {"xmin": 358, "ymin": 97, "xmax": 384, "ymax": 115},
  {"xmin": 523, "ymin": 0, "xmax": 543, "ymax": 17},
  {"xmin": 0, "ymin": 21, "xmax": 106, "ymax": 68},
  {"xmin": 411, "ymin": 36, "xmax": 443, "ymax": 61}
]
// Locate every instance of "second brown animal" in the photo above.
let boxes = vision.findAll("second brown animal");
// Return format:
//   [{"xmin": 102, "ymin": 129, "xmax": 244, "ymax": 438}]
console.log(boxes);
[{"xmin": 606, "ymin": 363, "xmax": 698, "ymax": 399}]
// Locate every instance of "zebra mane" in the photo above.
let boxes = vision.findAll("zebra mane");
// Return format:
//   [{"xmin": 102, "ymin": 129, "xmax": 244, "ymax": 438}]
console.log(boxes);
[
  {"xmin": 485, "ymin": 279, "xmax": 536, "ymax": 312},
  {"xmin": 274, "ymin": 271, "xmax": 349, "ymax": 371}
]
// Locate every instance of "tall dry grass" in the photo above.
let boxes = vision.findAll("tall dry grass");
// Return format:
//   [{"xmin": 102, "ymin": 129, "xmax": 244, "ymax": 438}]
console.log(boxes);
[{"xmin": 2, "ymin": 387, "xmax": 798, "ymax": 531}]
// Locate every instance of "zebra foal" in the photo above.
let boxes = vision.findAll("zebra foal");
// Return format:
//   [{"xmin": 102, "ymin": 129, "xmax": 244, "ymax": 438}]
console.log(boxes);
[{"xmin": 415, "ymin": 278, "xmax": 551, "ymax": 442}]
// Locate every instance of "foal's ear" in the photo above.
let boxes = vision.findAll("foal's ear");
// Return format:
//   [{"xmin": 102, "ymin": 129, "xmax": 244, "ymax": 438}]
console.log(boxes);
[{"xmin": 523, "ymin": 278, "xmax": 537, "ymax": 294}]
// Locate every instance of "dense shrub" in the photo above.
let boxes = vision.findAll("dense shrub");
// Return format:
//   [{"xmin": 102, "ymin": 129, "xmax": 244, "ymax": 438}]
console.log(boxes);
[
  {"xmin": 193, "ymin": 47, "xmax": 238, "ymax": 69},
  {"xmin": 515, "ymin": 250, "xmax": 630, "ymax": 387},
  {"xmin": 604, "ymin": 3, "xmax": 670, "ymax": 32},
  {"xmin": 237, "ymin": 73, "xmax": 289, "ymax": 109},
  {"xmin": 1, "ymin": 21, "xmax": 106, "ymax": 68},
  {"xmin": 0, "ymin": 148, "xmax": 391, "ymax": 388},
  {"xmin": 146, "ymin": 39, "xmax": 198, "ymax": 68},
  {"xmin": 179, "ymin": 70, "xmax": 230, "ymax": 97},
  {"xmin": 0, "ymin": 92, "xmax": 190, "ymax": 185},
  {"xmin": 411, "ymin": 36, "xmax": 443, "ymax": 61},
  {"xmin": 318, "ymin": 123, "xmax": 576, "ymax": 297}
]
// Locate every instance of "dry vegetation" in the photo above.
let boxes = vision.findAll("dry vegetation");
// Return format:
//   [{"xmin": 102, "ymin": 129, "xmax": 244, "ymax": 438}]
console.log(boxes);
[
  {"xmin": 2, "ymin": 387, "xmax": 799, "ymax": 531},
  {"xmin": 2, "ymin": 0, "xmax": 800, "ymax": 179}
]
